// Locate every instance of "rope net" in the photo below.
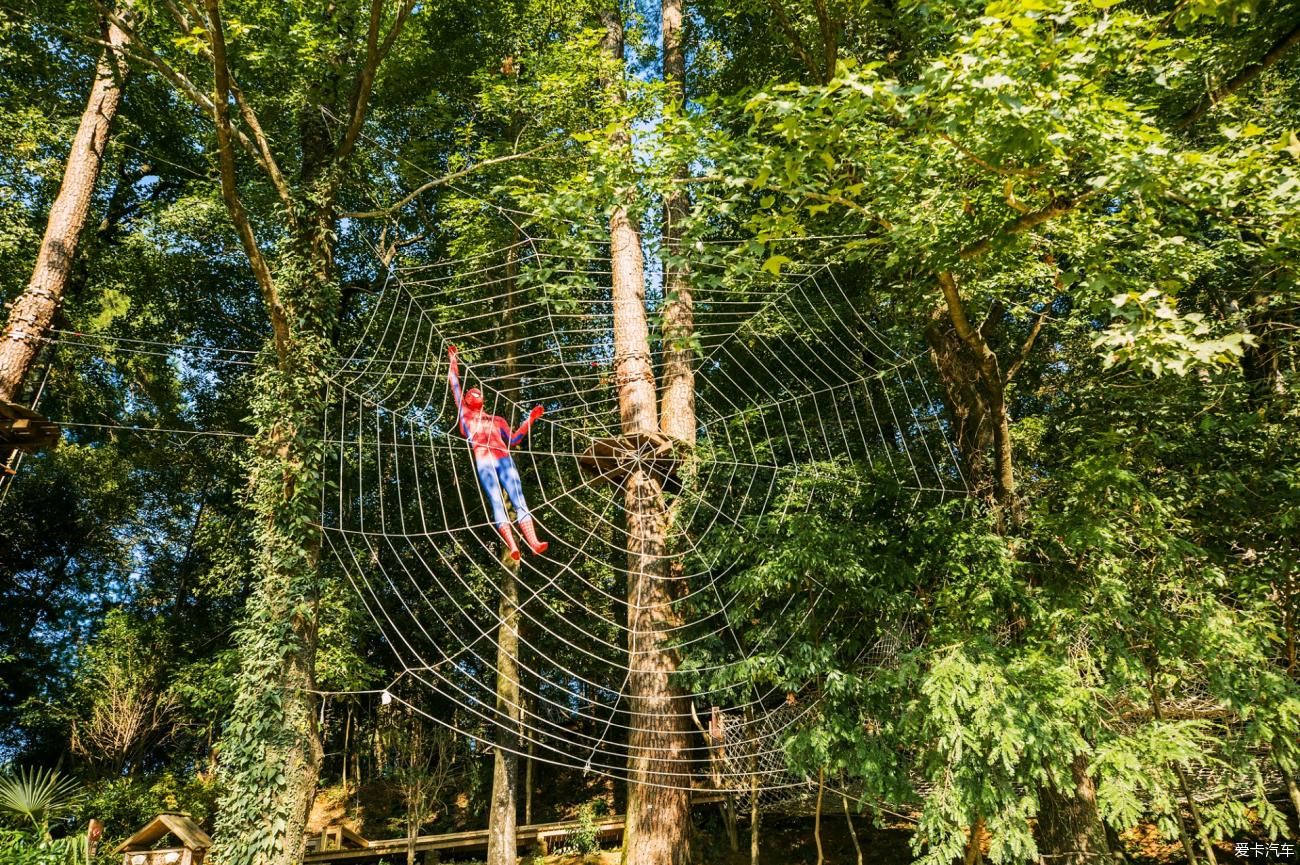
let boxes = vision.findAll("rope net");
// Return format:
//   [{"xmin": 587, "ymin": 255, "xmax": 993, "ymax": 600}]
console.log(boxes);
[{"xmin": 320, "ymin": 230, "xmax": 962, "ymax": 797}]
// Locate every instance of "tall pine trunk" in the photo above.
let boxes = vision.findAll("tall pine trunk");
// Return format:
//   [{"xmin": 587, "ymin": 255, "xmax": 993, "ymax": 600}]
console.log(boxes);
[
  {"xmin": 0, "ymin": 7, "xmax": 130, "ymax": 402},
  {"xmin": 602, "ymin": 12, "xmax": 693, "ymax": 864}
]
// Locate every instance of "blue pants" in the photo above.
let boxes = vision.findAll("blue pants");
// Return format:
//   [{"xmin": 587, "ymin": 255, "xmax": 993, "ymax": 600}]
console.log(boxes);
[{"xmin": 475, "ymin": 454, "xmax": 531, "ymax": 527}]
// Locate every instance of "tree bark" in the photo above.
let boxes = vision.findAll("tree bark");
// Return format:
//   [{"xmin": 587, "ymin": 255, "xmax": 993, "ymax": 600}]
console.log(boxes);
[
  {"xmin": 924, "ymin": 306, "xmax": 997, "ymax": 500},
  {"xmin": 659, "ymin": 0, "xmax": 695, "ymax": 449},
  {"xmin": 488, "ymin": 245, "xmax": 524, "ymax": 865},
  {"xmin": 924, "ymin": 280, "xmax": 1017, "ymax": 521},
  {"xmin": 1036, "ymin": 755, "xmax": 1112, "ymax": 865},
  {"xmin": 0, "ymin": 7, "xmax": 130, "ymax": 403},
  {"xmin": 487, "ymin": 559, "xmax": 522, "ymax": 865},
  {"xmin": 602, "ymin": 10, "xmax": 693, "ymax": 865},
  {"xmin": 842, "ymin": 789, "xmax": 864, "ymax": 865},
  {"xmin": 814, "ymin": 768, "xmax": 825, "ymax": 865}
]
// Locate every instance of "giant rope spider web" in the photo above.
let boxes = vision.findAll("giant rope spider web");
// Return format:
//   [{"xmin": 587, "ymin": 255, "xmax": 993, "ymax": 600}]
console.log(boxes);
[{"xmin": 320, "ymin": 226, "xmax": 967, "ymax": 805}]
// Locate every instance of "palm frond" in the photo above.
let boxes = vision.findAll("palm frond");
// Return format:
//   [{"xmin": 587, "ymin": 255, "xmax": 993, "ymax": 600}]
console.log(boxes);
[{"xmin": 0, "ymin": 767, "xmax": 84, "ymax": 836}]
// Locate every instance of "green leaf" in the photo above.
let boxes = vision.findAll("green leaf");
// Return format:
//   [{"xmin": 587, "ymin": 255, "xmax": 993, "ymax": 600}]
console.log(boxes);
[{"xmin": 762, "ymin": 255, "xmax": 793, "ymax": 275}]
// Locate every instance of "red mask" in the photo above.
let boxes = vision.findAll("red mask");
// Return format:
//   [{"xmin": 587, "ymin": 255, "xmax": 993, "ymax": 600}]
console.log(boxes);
[{"xmin": 464, "ymin": 388, "xmax": 484, "ymax": 411}]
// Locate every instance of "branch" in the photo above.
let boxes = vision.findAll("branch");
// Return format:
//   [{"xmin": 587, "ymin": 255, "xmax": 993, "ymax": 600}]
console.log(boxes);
[
  {"xmin": 1177, "ymin": 18, "xmax": 1300, "ymax": 130},
  {"xmin": 162, "ymin": 0, "xmax": 194, "ymax": 31},
  {"xmin": 809, "ymin": 0, "xmax": 838, "ymax": 83},
  {"xmin": 378, "ymin": 0, "xmax": 416, "ymax": 61},
  {"xmin": 228, "ymin": 76, "xmax": 297, "ymax": 219},
  {"xmin": 767, "ymin": 0, "xmax": 822, "ymax": 82},
  {"xmin": 1004, "ymin": 308, "xmax": 1047, "ymax": 384},
  {"xmin": 958, "ymin": 191, "xmax": 1094, "ymax": 260},
  {"xmin": 204, "ymin": 0, "xmax": 287, "ymax": 359},
  {"xmin": 340, "ymin": 143, "xmax": 556, "ymax": 219},
  {"xmin": 937, "ymin": 270, "xmax": 984, "ymax": 353},
  {"xmin": 938, "ymin": 133, "xmax": 1047, "ymax": 177},
  {"xmin": 334, "ymin": 0, "xmax": 411, "ymax": 169},
  {"xmin": 1004, "ymin": 254, "xmax": 1062, "ymax": 383},
  {"xmin": 979, "ymin": 299, "xmax": 1004, "ymax": 338},
  {"xmin": 154, "ymin": 0, "xmax": 296, "ymax": 217},
  {"xmin": 89, "ymin": 9, "xmax": 270, "ymax": 174}
]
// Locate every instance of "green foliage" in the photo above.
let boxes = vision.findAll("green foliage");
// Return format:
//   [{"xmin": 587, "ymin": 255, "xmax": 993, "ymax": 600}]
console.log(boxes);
[
  {"xmin": 2, "ymin": 0, "xmax": 1299, "ymax": 861},
  {"xmin": 0, "ymin": 768, "xmax": 82, "ymax": 839},
  {"xmin": 1094, "ymin": 289, "xmax": 1257, "ymax": 376},
  {"xmin": 0, "ymin": 828, "xmax": 84, "ymax": 865},
  {"xmin": 565, "ymin": 798, "xmax": 611, "ymax": 855}
]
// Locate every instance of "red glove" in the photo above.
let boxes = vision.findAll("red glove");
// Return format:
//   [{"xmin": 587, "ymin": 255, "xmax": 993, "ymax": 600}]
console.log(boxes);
[
  {"xmin": 448, "ymin": 345, "xmax": 458, "ymax": 358},
  {"xmin": 529, "ymin": 405, "xmax": 545, "ymax": 421}
]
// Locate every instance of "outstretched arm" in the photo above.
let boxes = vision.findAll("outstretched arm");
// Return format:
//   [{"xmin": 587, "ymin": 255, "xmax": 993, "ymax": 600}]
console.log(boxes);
[
  {"xmin": 448, "ymin": 345, "xmax": 468, "ymax": 436},
  {"xmin": 510, "ymin": 405, "xmax": 545, "ymax": 445}
]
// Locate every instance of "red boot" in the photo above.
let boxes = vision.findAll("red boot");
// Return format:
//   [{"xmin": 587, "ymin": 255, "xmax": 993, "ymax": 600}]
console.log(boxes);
[
  {"xmin": 497, "ymin": 524, "xmax": 521, "ymax": 561},
  {"xmin": 518, "ymin": 517, "xmax": 549, "ymax": 555}
]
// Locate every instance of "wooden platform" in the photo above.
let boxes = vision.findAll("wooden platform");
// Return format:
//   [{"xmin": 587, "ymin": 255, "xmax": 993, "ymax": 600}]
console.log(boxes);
[
  {"xmin": 0, "ymin": 398, "xmax": 59, "ymax": 455},
  {"xmin": 304, "ymin": 815, "xmax": 626, "ymax": 862},
  {"xmin": 578, "ymin": 432, "xmax": 680, "ymax": 493}
]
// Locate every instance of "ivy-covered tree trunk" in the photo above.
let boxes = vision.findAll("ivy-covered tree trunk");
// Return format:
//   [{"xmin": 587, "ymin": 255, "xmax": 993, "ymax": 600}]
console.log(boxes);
[
  {"xmin": 217, "ymin": 339, "xmax": 330, "ymax": 865},
  {"xmin": 602, "ymin": 11, "xmax": 693, "ymax": 865},
  {"xmin": 0, "ymin": 6, "xmax": 130, "ymax": 403},
  {"xmin": 212, "ymin": 126, "xmax": 339, "ymax": 865}
]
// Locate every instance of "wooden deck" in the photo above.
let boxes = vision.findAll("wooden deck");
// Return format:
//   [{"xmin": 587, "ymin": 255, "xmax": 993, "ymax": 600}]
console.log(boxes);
[{"xmin": 304, "ymin": 815, "xmax": 626, "ymax": 862}]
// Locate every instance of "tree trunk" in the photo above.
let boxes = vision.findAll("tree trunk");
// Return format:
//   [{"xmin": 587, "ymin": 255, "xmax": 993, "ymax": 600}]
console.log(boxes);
[
  {"xmin": 524, "ymin": 737, "xmax": 534, "ymax": 826},
  {"xmin": 924, "ymin": 310, "xmax": 994, "ymax": 487},
  {"xmin": 659, "ymin": 0, "xmax": 694, "ymax": 449},
  {"xmin": 928, "ymin": 276, "xmax": 1107, "ymax": 864},
  {"xmin": 487, "ymin": 560, "xmax": 522, "ymax": 865},
  {"xmin": 814, "ymin": 768, "xmax": 825, "ymax": 865},
  {"xmin": 602, "ymin": 12, "xmax": 693, "ymax": 865},
  {"xmin": 842, "ymin": 790, "xmax": 863, "ymax": 865},
  {"xmin": 488, "ymin": 234, "xmax": 524, "ymax": 865},
  {"xmin": 1285, "ymin": 770, "xmax": 1300, "ymax": 835},
  {"xmin": 1036, "ymin": 755, "xmax": 1111, "ymax": 865},
  {"xmin": 721, "ymin": 793, "xmax": 739, "ymax": 854},
  {"xmin": 213, "ymin": 264, "xmax": 334, "ymax": 865},
  {"xmin": 964, "ymin": 816, "xmax": 985, "ymax": 865},
  {"xmin": 0, "ymin": 8, "xmax": 130, "ymax": 402},
  {"xmin": 1150, "ymin": 679, "xmax": 1216, "ymax": 865}
]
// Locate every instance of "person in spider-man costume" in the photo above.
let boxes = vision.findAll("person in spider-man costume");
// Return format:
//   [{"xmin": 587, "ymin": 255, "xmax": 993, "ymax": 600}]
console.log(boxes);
[{"xmin": 447, "ymin": 345, "xmax": 549, "ymax": 559}]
